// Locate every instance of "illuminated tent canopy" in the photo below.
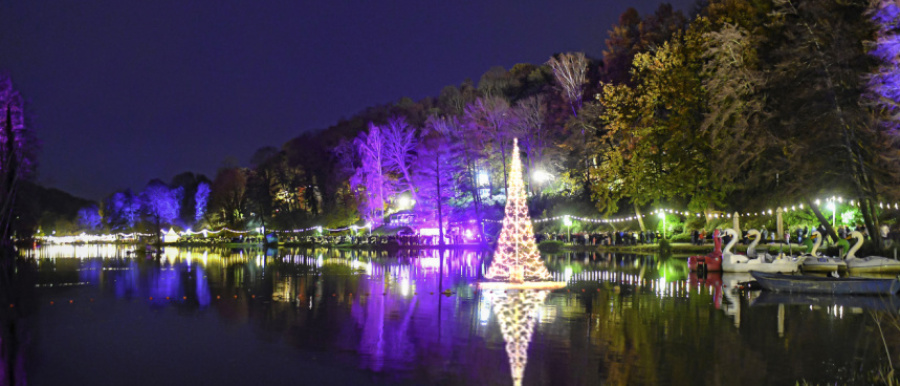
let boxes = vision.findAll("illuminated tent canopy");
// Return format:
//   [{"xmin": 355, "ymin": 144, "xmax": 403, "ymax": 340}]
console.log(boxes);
[{"xmin": 162, "ymin": 228, "xmax": 180, "ymax": 243}]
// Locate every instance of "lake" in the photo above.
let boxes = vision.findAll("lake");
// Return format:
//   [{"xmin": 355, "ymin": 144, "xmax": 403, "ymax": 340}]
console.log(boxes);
[{"xmin": 1, "ymin": 244, "xmax": 897, "ymax": 385}]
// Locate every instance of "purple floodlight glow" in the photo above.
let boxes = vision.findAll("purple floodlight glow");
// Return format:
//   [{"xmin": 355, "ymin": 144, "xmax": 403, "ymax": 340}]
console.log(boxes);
[
  {"xmin": 142, "ymin": 180, "xmax": 181, "ymax": 226},
  {"xmin": 195, "ymin": 182, "xmax": 210, "ymax": 222},
  {"xmin": 77, "ymin": 205, "xmax": 102, "ymax": 230},
  {"xmin": 869, "ymin": 0, "xmax": 900, "ymax": 132},
  {"xmin": 0, "ymin": 75, "xmax": 35, "ymax": 178}
]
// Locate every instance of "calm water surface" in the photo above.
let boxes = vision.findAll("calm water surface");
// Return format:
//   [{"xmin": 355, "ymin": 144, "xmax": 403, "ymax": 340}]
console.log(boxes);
[{"xmin": 3, "ymin": 245, "xmax": 899, "ymax": 385}]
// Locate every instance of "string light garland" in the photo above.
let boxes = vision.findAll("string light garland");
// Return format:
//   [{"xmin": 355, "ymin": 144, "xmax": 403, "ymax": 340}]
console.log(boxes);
[
  {"xmin": 487, "ymin": 195, "xmax": 900, "ymax": 226},
  {"xmin": 40, "ymin": 192, "xmax": 899, "ymax": 244}
]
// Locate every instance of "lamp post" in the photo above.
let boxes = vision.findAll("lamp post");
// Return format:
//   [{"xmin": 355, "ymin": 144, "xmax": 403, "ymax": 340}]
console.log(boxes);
[
  {"xmin": 658, "ymin": 212, "xmax": 666, "ymax": 239},
  {"xmin": 563, "ymin": 215, "xmax": 572, "ymax": 244}
]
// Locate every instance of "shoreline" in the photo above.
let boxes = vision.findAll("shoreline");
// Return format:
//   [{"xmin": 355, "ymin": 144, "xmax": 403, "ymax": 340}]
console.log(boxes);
[{"xmin": 34, "ymin": 240, "xmax": 808, "ymax": 256}]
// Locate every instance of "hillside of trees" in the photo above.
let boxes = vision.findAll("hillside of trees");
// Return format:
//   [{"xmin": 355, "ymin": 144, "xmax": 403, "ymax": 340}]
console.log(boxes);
[{"xmin": 39, "ymin": 0, "xmax": 900, "ymax": 247}]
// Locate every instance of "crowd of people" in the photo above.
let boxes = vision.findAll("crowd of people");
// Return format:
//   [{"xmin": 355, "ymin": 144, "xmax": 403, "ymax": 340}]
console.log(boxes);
[
  {"xmin": 163, "ymin": 221, "xmax": 900, "ymax": 251},
  {"xmin": 536, "ymin": 231, "xmax": 665, "ymax": 246}
]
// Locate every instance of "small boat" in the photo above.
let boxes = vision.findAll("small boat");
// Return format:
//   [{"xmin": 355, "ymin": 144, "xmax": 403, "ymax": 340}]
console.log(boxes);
[
  {"xmin": 745, "ymin": 229, "xmax": 778, "ymax": 261},
  {"xmin": 723, "ymin": 229, "xmax": 799, "ymax": 273},
  {"xmin": 750, "ymin": 271, "xmax": 900, "ymax": 295},
  {"xmin": 688, "ymin": 229, "xmax": 722, "ymax": 272},
  {"xmin": 800, "ymin": 231, "xmax": 847, "ymax": 273},
  {"xmin": 845, "ymin": 231, "xmax": 900, "ymax": 274}
]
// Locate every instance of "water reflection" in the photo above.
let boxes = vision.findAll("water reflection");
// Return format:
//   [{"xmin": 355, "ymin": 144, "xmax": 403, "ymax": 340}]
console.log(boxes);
[
  {"xmin": 7, "ymin": 245, "xmax": 900, "ymax": 385},
  {"xmin": 484, "ymin": 290, "xmax": 548, "ymax": 386}
]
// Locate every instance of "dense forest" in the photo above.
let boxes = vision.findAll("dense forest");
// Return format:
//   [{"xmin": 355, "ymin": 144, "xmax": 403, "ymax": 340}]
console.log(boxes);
[{"xmin": 23, "ymin": 0, "xmax": 900, "ymax": 247}]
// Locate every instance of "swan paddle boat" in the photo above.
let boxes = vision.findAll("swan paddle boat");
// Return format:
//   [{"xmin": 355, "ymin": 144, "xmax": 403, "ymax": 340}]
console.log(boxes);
[
  {"xmin": 722, "ymin": 228, "xmax": 800, "ymax": 273},
  {"xmin": 688, "ymin": 229, "xmax": 722, "ymax": 272},
  {"xmin": 845, "ymin": 231, "xmax": 900, "ymax": 274},
  {"xmin": 799, "ymin": 231, "xmax": 847, "ymax": 273},
  {"xmin": 745, "ymin": 229, "xmax": 779, "ymax": 261}
]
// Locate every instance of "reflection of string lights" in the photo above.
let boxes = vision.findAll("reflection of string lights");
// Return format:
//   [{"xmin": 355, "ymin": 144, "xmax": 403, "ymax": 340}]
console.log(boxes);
[
  {"xmin": 484, "ymin": 139, "xmax": 552, "ymax": 283},
  {"xmin": 40, "ymin": 232, "xmax": 154, "ymax": 244}
]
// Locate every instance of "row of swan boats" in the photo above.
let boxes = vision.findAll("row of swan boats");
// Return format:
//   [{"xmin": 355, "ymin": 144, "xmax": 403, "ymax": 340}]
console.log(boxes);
[{"xmin": 688, "ymin": 228, "xmax": 900, "ymax": 274}]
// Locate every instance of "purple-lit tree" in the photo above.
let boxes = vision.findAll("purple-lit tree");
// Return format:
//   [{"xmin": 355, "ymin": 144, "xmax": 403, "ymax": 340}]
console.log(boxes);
[
  {"xmin": 351, "ymin": 123, "xmax": 393, "ymax": 224},
  {"xmin": 104, "ymin": 189, "xmax": 141, "ymax": 230},
  {"xmin": 195, "ymin": 181, "xmax": 210, "ymax": 223},
  {"xmin": 431, "ymin": 115, "xmax": 486, "ymax": 239},
  {"xmin": 465, "ymin": 96, "xmax": 516, "ymax": 197},
  {"xmin": 77, "ymin": 205, "xmax": 101, "ymax": 231},
  {"xmin": 0, "ymin": 74, "xmax": 37, "ymax": 244},
  {"xmin": 169, "ymin": 172, "xmax": 211, "ymax": 228},
  {"xmin": 413, "ymin": 120, "xmax": 464, "ymax": 246},
  {"xmin": 382, "ymin": 117, "xmax": 418, "ymax": 202},
  {"xmin": 141, "ymin": 179, "xmax": 181, "ymax": 245},
  {"xmin": 513, "ymin": 95, "xmax": 549, "ymax": 193},
  {"xmin": 547, "ymin": 52, "xmax": 588, "ymax": 117},
  {"xmin": 868, "ymin": 0, "xmax": 900, "ymax": 135}
]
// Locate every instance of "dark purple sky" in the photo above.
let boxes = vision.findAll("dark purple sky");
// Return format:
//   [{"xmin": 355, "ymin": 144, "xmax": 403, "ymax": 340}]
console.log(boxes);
[{"xmin": 0, "ymin": 1, "xmax": 692, "ymax": 200}]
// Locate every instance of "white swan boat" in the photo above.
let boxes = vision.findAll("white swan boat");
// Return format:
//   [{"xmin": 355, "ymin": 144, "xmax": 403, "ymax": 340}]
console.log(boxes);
[
  {"xmin": 845, "ymin": 231, "xmax": 900, "ymax": 274},
  {"xmin": 799, "ymin": 231, "xmax": 847, "ymax": 273},
  {"xmin": 722, "ymin": 228, "xmax": 800, "ymax": 273},
  {"xmin": 745, "ymin": 229, "xmax": 778, "ymax": 261}
]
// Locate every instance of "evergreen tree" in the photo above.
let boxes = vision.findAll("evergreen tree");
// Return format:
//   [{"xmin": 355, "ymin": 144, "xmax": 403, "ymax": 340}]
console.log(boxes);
[{"xmin": 765, "ymin": 0, "xmax": 889, "ymax": 242}]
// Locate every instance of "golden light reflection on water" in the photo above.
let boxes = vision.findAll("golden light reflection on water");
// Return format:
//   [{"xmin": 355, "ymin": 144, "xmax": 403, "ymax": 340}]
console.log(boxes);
[
  {"xmin": 18, "ymin": 246, "xmax": 900, "ymax": 385},
  {"xmin": 483, "ymin": 290, "xmax": 549, "ymax": 386}
]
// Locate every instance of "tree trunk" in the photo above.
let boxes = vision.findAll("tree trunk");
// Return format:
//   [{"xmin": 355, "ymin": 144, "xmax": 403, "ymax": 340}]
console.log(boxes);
[
  {"xmin": 526, "ymin": 149, "xmax": 535, "ymax": 195},
  {"xmin": 155, "ymin": 215, "xmax": 162, "ymax": 250},
  {"xmin": 633, "ymin": 202, "xmax": 646, "ymax": 232},
  {"xmin": 464, "ymin": 153, "xmax": 484, "ymax": 241},
  {"xmin": 806, "ymin": 198, "xmax": 838, "ymax": 242},
  {"xmin": 793, "ymin": 6, "xmax": 882, "ymax": 247},
  {"xmin": 0, "ymin": 103, "xmax": 18, "ymax": 245},
  {"xmin": 402, "ymin": 168, "xmax": 417, "ymax": 203},
  {"xmin": 436, "ymin": 160, "xmax": 444, "ymax": 247},
  {"xmin": 500, "ymin": 144, "xmax": 508, "ymax": 198},
  {"xmin": 861, "ymin": 198, "xmax": 882, "ymax": 247}
]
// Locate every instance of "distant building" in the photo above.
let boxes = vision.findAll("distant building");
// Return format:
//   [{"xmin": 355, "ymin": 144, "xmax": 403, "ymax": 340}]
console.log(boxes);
[{"xmin": 388, "ymin": 210, "xmax": 416, "ymax": 226}]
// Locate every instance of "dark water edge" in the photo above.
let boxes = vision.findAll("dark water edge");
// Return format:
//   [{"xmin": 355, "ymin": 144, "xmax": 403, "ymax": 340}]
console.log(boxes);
[{"xmin": 1, "ymin": 245, "xmax": 898, "ymax": 386}]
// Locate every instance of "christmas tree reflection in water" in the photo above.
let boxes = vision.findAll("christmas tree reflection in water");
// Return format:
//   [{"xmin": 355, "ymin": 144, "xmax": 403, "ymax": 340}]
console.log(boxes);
[
  {"xmin": 488, "ymin": 289, "xmax": 549, "ymax": 386},
  {"xmin": 480, "ymin": 138, "xmax": 564, "ymax": 290}
]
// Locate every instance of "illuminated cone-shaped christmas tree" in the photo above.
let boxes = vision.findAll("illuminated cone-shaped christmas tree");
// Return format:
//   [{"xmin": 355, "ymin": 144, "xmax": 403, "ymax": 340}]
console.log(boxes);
[
  {"xmin": 491, "ymin": 290, "xmax": 548, "ymax": 386},
  {"xmin": 485, "ymin": 138, "xmax": 552, "ymax": 283}
]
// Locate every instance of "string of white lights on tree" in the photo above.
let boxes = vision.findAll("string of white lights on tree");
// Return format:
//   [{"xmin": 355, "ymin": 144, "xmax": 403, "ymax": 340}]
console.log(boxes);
[{"xmin": 484, "ymin": 138, "xmax": 552, "ymax": 283}]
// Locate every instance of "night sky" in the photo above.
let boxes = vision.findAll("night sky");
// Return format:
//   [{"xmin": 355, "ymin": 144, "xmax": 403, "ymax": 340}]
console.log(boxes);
[{"xmin": 0, "ymin": 1, "xmax": 692, "ymax": 200}]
